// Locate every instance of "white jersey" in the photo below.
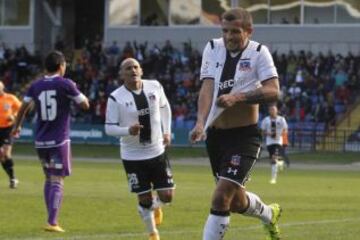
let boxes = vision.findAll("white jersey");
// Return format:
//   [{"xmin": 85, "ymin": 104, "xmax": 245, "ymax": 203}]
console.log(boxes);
[
  {"xmin": 261, "ymin": 116, "xmax": 288, "ymax": 146},
  {"xmin": 105, "ymin": 80, "xmax": 171, "ymax": 160},
  {"xmin": 200, "ymin": 38, "xmax": 278, "ymax": 129}
]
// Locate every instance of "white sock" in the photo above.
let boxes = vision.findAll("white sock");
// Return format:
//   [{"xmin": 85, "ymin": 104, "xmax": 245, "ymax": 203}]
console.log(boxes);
[
  {"xmin": 203, "ymin": 213, "xmax": 230, "ymax": 240},
  {"xmin": 271, "ymin": 163, "xmax": 278, "ymax": 181},
  {"xmin": 138, "ymin": 205, "xmax": 158, "ymax": 234},
  {"xmin": 243, "ymin": 192, "xmax": 272, "ymax": 224}
]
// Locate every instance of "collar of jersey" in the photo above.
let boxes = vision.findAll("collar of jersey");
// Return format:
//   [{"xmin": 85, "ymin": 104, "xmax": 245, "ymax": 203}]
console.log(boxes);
[{"xmin": 44, "ymin": 74, "xmax": 60, "ymax": 78}]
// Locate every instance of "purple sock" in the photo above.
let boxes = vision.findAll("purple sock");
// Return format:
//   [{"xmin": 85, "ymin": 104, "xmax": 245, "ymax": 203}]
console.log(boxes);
[
  {"xmin": 48, "ymin": 181, "xmax": 64, "ymax": 225},
  {"xmin": 44, "ymin": 180, "xmax": 51, "ymax": 212}
]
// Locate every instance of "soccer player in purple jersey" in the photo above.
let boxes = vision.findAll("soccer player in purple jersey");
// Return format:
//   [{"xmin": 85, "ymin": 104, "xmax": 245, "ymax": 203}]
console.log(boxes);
[{"xmin": 11, "ymin": 51, "xmax": 89, "ymax": 233}]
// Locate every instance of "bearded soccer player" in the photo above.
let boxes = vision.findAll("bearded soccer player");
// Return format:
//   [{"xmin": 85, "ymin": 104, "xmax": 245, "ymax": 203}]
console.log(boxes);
[{"xmin": 190, "ymin": 7, "xmax": 282, "ymax": 240}]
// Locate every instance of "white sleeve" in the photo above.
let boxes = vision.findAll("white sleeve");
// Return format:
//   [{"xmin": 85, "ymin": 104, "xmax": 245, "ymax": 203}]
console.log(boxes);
[
  {"xmin": 261, "ymin": 118, "xmax": 267, "ymax": 131},
  {"xmin": 282, "ymin": 117, "xmax": 288, "ymax": 131},
  {"xmin": 159, "ymin": 83, "xmax": 168, "ymax": 107},
  {"xmin": 73, "ymin": 93, "xmax": 87, "ymax": 104},
  {"xmin": 200, "ymin": 41, "xmax": 216, "ymax": 80},
  {"xmin": 104, "ymin": 96, "xmax": 129, "ymax": 137},
  {"xmin": 257, "ymin": 45, "xmax": 278, "ymax": 82},
  {"xmin": 159, "ymin": 84, "xmax": 171, "ymax": 134}
]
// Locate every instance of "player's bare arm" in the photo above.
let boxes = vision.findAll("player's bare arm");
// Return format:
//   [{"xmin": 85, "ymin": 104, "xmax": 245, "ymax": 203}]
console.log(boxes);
[
  {"xmin": 79, "ymin": 98, "xmax": 90, "ymax": 110},
  {"xmin": 243, "ymin": 77, "xmax": 279, "ymax": 104},
  {"xmin": 163, "ymin": 134, "xmax": 171, "ymax": 146},
  {"xmin": 190, "ymin": 79, "xmax": 214, "ymax": 143},
  {"xmin": 217, "ymin": 77, "xmax": 279, "ymax": 108},
  {"xmin": 262, "ymin": 130, "xmax": 270, "ymax": 137},
  {"xmin": 11, "ymin": 101, "xmax": 33, "ymax": 136}
]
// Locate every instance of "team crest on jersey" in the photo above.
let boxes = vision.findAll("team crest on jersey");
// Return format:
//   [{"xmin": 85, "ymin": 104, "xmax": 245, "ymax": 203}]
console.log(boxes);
[
  {"xmin": 230, "ymin": 155, "xmax": 241, "ymax": 166},
  {"xmin": 148, "ymin": 92, "xmax": 156, "ymax": 101},
  {"xmin": 239, "ymin": 60, "xmax": 251, "ymax": 71}
]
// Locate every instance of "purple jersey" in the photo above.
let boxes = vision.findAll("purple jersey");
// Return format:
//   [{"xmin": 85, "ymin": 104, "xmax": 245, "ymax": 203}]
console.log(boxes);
[{"xmin": 24, "ymin": 76, "xmax": 82, "ymax": 147}]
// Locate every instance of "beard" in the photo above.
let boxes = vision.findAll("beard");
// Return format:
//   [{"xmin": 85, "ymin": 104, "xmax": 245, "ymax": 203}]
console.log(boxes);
[{"xmin": 226, "ymin": 41, "xmax": 241, "ymax": 52}]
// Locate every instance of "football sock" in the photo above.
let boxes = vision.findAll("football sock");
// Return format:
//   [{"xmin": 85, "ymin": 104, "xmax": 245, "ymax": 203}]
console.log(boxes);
[
  {"xmin": 44, "ymin": 180, "xmax": 51, "ymax": 212},
  {"xmin": 1, "ymin": 158, "xmax": 15, "ymax": 179},
  {"xmin": 242, "ymin": 192, "xmax": 272, "ymax": 224},
  {"xmin": 138, "ymin": 202, "xmax": 158, "ymax": 234},
  {"xmin": 203, "ymin": 209, "xmax": 230, "ymax": 240},
  {"xmin": 271, "ymin": 163, "xmax": 277, "ymax": 181},
  {"xmin": 48, "ymin": 181, "xmax": 64, "ymax": 225}
]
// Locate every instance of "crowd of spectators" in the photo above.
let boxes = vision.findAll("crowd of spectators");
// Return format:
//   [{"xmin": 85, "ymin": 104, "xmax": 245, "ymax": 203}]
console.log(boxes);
[
  {"xmin": 1, "ymin": 40, "xmax": 359, "ymax": 132},
  {"xmin": 271, "ymin": 49, "xmax": 360, "ymax": 131}
]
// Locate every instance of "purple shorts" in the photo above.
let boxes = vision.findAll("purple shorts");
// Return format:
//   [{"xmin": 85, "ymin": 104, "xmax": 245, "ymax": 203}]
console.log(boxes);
[{"xmin": 36, "ymin": 141, "xmax": 72, "ymax": 177}]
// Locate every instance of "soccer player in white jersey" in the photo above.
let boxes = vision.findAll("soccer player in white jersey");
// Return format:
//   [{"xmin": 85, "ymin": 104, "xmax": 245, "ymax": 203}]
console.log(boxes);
[
  {"xmin": 190, "ymin": 8, "xmax": 282, "ymax": 240},
  {"xmin": 261, "ymin": 105, "xmax": 288, "ymax": 184},
  {"xmin": 105, "ymin": 58, "xmax": 174, "ymax": 240}
]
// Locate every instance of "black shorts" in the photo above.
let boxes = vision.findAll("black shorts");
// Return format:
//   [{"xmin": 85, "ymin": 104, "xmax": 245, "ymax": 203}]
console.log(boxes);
[
  {"xmin": 122, "ymin": 152, "xmax": 175, "ymax": 194},
  {"xmin": 206, "ymin": 125, "xmax": 262, "ymax": 186},
  {"xmin": 0, "ymin": 127, "xmax": 13, "ymax": 147},
  {"xmin": 267, "ymin": 144, "xmax": 282, "ymax": 159}
]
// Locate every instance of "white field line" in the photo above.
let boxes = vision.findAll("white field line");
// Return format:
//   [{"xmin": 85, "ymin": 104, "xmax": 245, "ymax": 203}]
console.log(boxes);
[{"xmin": 5, "ymin": 217, "xmax": 360, "ymax": 240}]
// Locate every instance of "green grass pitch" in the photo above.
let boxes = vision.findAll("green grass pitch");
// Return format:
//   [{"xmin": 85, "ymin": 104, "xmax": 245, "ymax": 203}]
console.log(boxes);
[{"xmin": 0, "ymin": 156, "xmax": 360, "ymax": 239}]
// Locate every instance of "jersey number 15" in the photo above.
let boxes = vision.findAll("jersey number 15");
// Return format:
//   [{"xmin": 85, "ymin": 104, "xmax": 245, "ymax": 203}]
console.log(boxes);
[{"xmin": 38, "ymin": 90, "xmax": 57, "ymax": 121}]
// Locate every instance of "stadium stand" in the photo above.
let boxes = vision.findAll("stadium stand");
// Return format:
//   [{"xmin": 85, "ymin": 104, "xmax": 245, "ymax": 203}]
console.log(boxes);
[{"xmin": 1, "ymin": 40, "xmax": 359, "ymax": 136}]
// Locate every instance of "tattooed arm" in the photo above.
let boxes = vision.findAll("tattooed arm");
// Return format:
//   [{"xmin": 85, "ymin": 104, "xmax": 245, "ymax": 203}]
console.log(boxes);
[
  {"xmin": 216, "ymin": 77, "xmax": 279, "ymax": 107},
  {"xmin": 243, "ymin": 77, "xmax": 279, "ymax": 104}
]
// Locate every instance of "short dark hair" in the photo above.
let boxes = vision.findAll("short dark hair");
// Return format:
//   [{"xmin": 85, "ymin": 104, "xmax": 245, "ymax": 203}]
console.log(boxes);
[
  {"xmin": 222, "ymin": 7, "xmax": 253, "ymax": 31},
  {"xmin": 44, "ymin": 51, "xmax": 65, "ymax": 73},
  {"xmin": 268, "ymin": 103, "xmax": 278, "ymax": 108}
]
